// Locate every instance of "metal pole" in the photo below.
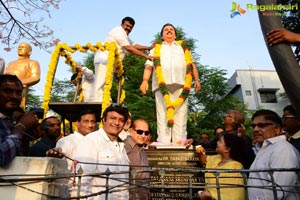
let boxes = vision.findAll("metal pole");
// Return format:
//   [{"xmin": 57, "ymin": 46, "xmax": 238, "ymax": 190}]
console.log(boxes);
[
  {"xmin": 117, "ymin": 78, "xmax": 122, "ymax": 104},
  {"xmin": 73, "ymin": 78, "xmax": 82, "ymax": 103}
]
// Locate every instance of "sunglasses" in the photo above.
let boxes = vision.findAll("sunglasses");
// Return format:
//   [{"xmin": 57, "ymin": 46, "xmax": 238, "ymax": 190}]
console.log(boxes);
[
  {"xmin": 250, "ymin": 122, "xmax": 276, "ymax": 129},
  {"xmin": 134, "ymin": 129, "xmax": 150, "ymax": 136},
  {"xmin": 111, "ymin": 102, "xmax": 128, "ymax": 110},
  {"xmin": 109, "ymin": 103, "xmax": 129, "ymax": 115}
]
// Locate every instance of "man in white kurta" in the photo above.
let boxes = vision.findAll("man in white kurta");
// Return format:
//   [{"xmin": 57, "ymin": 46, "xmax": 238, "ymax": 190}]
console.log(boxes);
[
  {"xmin": 74, "ymin": 104, "xmax": 130, "ymax": 200},
  {"xmin": 140, "ymin": 23, "xmax": 201, "ymax": 143},
  {"xmin": 55, "ymin": 110, "xmax": 97, "ymax": 169},
  {"xmin": 71, "ymin": 66, "xmax": 95, "ymax": 102},
  {"xmin": 46, "ymin": 110, "xmax": 97, "ymax": 197},
  {"xmin": 80, "ymin": 66, "xmax": 95, "ymax": 102},
  {"xmin": 93, "ymin": 16, "xmax": 154, "ymax": 102},
  {"xmin": 248, "ymin": 109, "xmax": 300, "ymax": 200}
]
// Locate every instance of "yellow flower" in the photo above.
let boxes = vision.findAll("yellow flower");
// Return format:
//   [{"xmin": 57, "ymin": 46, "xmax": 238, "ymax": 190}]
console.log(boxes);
[
  {"xmin": 99, "ymin": 42, "xmax": 125, "ymax": 127},
  {"xmin": 86, "ymin": 42, "xmax": 98, "ymax": 52},
  {"xmin": 42, "ymin": 43, "xmax": 61, "ymax": 117}
]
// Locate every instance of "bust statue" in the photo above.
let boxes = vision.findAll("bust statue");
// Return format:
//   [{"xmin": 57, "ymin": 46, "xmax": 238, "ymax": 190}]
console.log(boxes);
[{"xmin": 5, "ymin": 42, "xmax": 41, "ymax": 109}]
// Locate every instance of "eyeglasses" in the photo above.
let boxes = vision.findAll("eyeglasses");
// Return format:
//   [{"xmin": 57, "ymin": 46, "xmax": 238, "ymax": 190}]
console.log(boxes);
[
  {"xmin": 134, "ymin": 129, "xmax": 150, "ymax": 136},
  {"xmin": 250, "ymin": 122, "xmax": 276, "ymax": 129},
  {"xmin": 282, "ymin": 115, "xmax": 297, "ymax": 120}
]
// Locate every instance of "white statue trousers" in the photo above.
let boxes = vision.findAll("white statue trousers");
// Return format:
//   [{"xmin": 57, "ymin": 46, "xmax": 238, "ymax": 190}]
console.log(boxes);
[{"xmin": 155, "ymin": 88, "xmax": 188, "ymax": 143}]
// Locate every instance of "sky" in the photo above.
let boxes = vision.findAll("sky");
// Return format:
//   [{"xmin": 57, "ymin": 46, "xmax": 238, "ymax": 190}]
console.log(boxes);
[{"xmin": 0, "ymin": 0, "xmax": 276, "ymax": 96}]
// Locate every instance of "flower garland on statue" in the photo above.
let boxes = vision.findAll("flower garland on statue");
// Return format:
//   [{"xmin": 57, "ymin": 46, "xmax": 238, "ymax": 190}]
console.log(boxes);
[
  {"xmin": 153, "ymin": 40, "xmax": 193, "ymax": 127},
  {"xmin": 41, "ymin": 42, "xmax": 125, "ymax": 120}
]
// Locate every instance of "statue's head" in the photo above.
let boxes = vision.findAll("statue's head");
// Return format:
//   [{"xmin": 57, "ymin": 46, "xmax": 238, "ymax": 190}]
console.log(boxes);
[
  {"xmin": 160, "ymin": 23, "xmax": 177, "ymax": 42},
  {"xmin": 18, "ymin": 42, "xmax": 32, "ymax": 57}
]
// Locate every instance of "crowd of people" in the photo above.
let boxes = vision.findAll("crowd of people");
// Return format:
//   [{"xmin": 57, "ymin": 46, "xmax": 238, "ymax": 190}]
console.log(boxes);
[
  {"xmin": 1, "ymin": 73, "xmax": 300, "ymax": 199},
  {"xmin": 196, "ymin": 108, "xmax": 300, "ymax": 200},
  {"xmin": 0, "ymin": 79, "xmax": 151, "ymax": 199}
]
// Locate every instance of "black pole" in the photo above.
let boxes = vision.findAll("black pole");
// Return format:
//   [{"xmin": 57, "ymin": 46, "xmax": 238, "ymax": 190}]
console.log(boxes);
[{"xmin": 257, "ymin": 0, "xmax": 300, "ymax": 115}]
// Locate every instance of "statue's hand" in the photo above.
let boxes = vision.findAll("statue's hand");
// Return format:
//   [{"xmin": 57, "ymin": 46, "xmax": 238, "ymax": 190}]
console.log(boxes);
[
  {"xmin": 194, "ymin": 80, "xmax": 201, "ymax": 93},
  {"xmin": 140, "ymin": 81, "xmax": 149, "ymax": 95}
]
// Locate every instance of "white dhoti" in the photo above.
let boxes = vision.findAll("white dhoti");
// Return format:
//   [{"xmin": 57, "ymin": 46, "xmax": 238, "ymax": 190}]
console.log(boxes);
[{"xmin": 155, "ymin": 88, "xmax": 188, "ymax": 143}]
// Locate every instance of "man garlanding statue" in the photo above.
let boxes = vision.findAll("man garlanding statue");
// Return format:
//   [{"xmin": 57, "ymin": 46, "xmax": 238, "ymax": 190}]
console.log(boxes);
[{"xmin": 5, "ymin": 42, "xmax": 41, "ymax": 109}]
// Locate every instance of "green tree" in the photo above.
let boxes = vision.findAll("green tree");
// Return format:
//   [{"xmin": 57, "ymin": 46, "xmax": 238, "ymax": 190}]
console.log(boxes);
[
  {"xmin": 80, "ymin": 53, "xmax": 95, "ymax": 71},
  {"xmin": 50, "ymin": 78, "xmax": 75, "ymax": 102},
  {"xmin": 278, "ymin": 0, "xmax": 300, "ymax": 32},
  {"xmin": 277, "ymin": 0, "xmax": 300, "ymax": 60},
  {"xmin": 187, "ymin": 64, "xmax": 247, "ymax": 139},
  {"xmin": 122, "ymin": 53, "xmax": 157, "ymax": 136},
  {"xmin": 26, "ymin": 88, "xmax": 42, "ymax": 110}
]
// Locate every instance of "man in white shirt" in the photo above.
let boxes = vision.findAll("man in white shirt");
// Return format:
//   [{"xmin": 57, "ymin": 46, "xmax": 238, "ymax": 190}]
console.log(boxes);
[
  {"xmin": 248, "ymin": 109, "xmax": 300, "ymax": 200},
  {"xmin": 46, "ymin": 110, "xmax": 97, "ymax": 198},
  {"xmin": 74, "ymin": 104, "xmax": 130, "ymax": 200},
  {"xmin": 93, "ymin": 16, "xmax": 154, "ymax": 102},
  {"xmin": 71, "ymin": 65, "xmax": 95, "ymax": 102},
  {"xmin": 54, "ymin": 110, "xmax": 96, "ymax": 168}
]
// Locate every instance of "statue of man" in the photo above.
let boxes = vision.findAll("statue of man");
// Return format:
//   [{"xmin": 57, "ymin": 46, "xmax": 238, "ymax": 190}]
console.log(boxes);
[{"xmin": 5, "ymin": 42, "xmax": 41, "ymax": 109}]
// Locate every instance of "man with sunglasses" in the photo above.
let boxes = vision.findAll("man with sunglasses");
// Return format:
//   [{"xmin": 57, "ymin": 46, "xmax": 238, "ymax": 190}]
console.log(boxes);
[
  {"xmin": 124, "ymin": 118, "xmax": 150, "ymax": 200},
  {"xmin": 248, "ymin": 109, "xmax": 300, "ymax": 200},
  {"xmin": 282, "ymin": 105, "xmax": 300, "ymax": 152}
]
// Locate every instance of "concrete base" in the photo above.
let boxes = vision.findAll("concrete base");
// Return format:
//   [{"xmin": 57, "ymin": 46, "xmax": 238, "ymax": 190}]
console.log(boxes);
[{"xmin": 0, "ymin": 156, "xmax": 69, "ymax": 200}]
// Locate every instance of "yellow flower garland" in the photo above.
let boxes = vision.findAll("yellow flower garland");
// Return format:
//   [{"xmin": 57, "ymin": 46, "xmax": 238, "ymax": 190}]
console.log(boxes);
[
  {"xmin": 75, "ymin": 71, "xmax": 84, "ymax": 102},
  {"xmin": 42, "ymin": 42, "xmax": 125, "ymax": 122},
  {"xmin": 153, "ymin": 40, "xmax": 193, "ymax": 127}
]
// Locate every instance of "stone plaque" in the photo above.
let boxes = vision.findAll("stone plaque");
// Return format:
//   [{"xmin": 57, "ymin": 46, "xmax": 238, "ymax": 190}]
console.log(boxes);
[{"xmin": 146, "ymin": 149, "xmax": 204, "ymax": 200}]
